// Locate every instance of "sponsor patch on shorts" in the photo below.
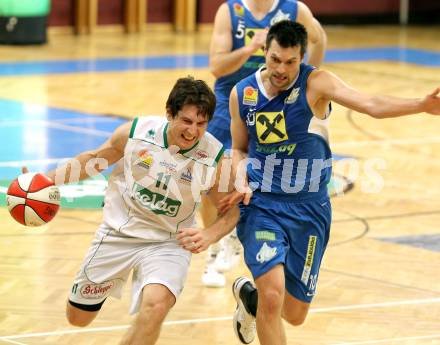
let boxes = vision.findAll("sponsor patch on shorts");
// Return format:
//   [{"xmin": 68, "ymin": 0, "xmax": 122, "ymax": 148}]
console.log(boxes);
[
  {"xmin": 256, "ymin": 242, "xmax": 277, "ymax": 263},
  {"xmin": 79, "ymin": 280, "xmax": 115, "ymax": 299},
  {"xmin": 255, "ymin": 230, "xmax": 276, "ymax": 241},
  {"xmin": 301, "ymin": 236, "xmax": 317, "ymax": 285}
]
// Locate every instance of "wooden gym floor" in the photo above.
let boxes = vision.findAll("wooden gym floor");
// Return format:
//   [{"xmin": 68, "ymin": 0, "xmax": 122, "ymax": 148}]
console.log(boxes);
[{"xmin": 0, "ymin": 25, "xmax": 439, "ymax": 344}]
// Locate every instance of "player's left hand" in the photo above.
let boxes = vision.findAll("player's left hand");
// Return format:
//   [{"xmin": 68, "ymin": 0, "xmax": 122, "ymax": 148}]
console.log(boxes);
[
  {"xmin": 424, "ymin": 87, "xmax": 440, "ymax": 115},
  {"xmin": 176, "ymin": 227, "xmax": 215, "ymax": 254},
  {"xmin": 217, "ymin": 190, "xmax": 244, "ymax": 215}
]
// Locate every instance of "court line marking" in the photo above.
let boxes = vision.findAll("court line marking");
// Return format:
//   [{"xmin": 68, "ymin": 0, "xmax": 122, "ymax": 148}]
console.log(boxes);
[
  {"xmin": 331, "ymin": 334, "xmax": 440, "ymax": 345},
  {"xmin": 0, "ymin": 339, "xmax": 28, "ymax": 345},
  {"xmin": 0, "ymin": 158, "xmax": 70, "ymax": 168},
  {"xmin": 0, "ymin": 120, "xmax": 112, "ymax": 137},
  {"xmin": 1, "ymin": 297, "xmax": 439, "ymax": 340},
  {"xmin": 332, "ymin": 135, "xmax": 440, "ymax": 148},
  {"xmin": 0, "ymin": 47, "xmax": 438, "ymax": 77},
  {"xmin": 0, "ymin": 118, "xmax": 124, "ymax": 126},
  {"xmin": 39, "ymin": 121, "xmax": 112, "ymax": 137},
  {"xmin": 0, "ymin": 316, "xmax": 232, "ymax": 340}
]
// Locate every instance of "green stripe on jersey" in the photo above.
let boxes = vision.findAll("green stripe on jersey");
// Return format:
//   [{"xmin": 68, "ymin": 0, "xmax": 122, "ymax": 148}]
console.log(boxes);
[{"xmin": 129, "ymin": 117, "xmax": 139, "ymax": 138}]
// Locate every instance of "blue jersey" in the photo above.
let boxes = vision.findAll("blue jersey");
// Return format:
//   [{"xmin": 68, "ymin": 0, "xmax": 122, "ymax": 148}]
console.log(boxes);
[
  {"xmin": 212, "ymin": 0, "xmax": 298, "ymax": 130},
  {"xmin": 236, "ymin": 63, "xmax": 332, "ymax": 200}
]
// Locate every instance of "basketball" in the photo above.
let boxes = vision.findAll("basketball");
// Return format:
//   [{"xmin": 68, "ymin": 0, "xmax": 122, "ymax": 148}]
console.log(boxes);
[{"xmin": 6, "ymin": 172, "xmax": 61, "ymax": 227}]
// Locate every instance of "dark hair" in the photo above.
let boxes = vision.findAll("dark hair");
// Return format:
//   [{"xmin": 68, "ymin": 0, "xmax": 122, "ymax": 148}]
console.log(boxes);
[
  {"xmin": 266, "ymin": 20, "xmax": 308, "ymax": 56},
  {"xmin": 166, "ymin": 76, "xmax": 216, "ymax": 121}
]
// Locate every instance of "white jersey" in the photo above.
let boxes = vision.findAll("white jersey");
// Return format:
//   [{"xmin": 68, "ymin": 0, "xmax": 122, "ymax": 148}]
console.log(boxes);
[{"xmin": 102, "ymin": 116, "xmax": 224, "ymax": 241}]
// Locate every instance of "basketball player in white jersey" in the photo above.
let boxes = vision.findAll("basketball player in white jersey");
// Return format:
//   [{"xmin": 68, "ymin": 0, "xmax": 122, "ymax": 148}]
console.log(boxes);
[
  {"xmin": 201, "ymin": 0, "xmax": 327, "ymax": 287},
  {"xmin": 36, "ymin": 77, "xmax": 239, "ymax": 345}
]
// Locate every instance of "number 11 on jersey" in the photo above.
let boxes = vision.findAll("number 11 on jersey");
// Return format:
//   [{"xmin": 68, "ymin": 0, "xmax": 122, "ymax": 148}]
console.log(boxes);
[{"xmin": 156, "ymin": 172, "xmax": 171, "ymax": 190}]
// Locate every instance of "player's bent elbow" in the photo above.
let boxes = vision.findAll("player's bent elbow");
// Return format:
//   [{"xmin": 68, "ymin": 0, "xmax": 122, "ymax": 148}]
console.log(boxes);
[
  {"xmin": 365, "ymin": 109, "xmax": 385, "ymax": 119},
  {"xmin": 209, "ymin": 62, "xmax": 223, "ymax": 79},
  {"xmin": 362, "ymin": 101, "xmax": 384, "ymax": 119},
  {"xmin": 210, "ymin": 69, "xmax": 222, "ymax": 79},
  {"xmin": 319, "ymin": 27, "xmax": 328, "ymax": 46}
]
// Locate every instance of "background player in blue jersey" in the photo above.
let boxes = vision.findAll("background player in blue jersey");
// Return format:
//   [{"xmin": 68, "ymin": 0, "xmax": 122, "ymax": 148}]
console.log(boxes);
[
  {"xmin": 224, "ymin": 20, "xmax": 440, "ymax": 344},
  {"xmin": 201, "ymin": 0, "xmax": 327, "ymax": 288}
]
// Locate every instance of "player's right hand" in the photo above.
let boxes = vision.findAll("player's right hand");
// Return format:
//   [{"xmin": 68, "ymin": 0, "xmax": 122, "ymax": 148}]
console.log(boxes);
[
  {"xmin": 424, "ymin": 87, "xmax": 440, "ymax": 115},
  {"xmin": 249, "ymin": 28, "xmax": 268, "ymax": 53}
]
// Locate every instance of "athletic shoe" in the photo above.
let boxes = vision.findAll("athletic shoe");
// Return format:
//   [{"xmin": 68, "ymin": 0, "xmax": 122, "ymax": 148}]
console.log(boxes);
[{"xmin": 232, "ymin": 277, "xmax": 256, "ymax": 344}]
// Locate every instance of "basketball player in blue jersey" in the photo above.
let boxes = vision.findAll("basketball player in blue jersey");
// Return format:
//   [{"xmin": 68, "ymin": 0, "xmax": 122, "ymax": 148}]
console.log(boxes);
[
  {"xmin": 201, "ymin": 0, "xmax": 327, "ymax": 287},
  {"xmin": 223, "ymin": 20, "xmax": 440, "ymax": 344}
]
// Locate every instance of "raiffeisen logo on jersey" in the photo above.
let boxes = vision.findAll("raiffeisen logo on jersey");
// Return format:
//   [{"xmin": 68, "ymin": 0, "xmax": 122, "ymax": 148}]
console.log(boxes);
[
  {"xmin": 133, "ymin": 183, "xmax": 181, "ymax": 217},
  {"xmin": 233, "ymin": 3, "xmax": 245, "ymax": 17}
]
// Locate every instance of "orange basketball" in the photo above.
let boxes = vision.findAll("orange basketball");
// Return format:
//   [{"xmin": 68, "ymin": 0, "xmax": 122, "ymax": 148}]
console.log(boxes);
[{"xmin": 6, "ymin": 172, "xmax": 60, "ymax": 227}]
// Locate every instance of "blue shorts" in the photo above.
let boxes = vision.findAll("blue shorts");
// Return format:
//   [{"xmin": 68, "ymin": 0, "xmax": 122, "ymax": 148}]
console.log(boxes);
[
  {"xmin": 236, "ymin": 193, "xmax": 331, "ymax": 303},
  {"xmin": 207, "ymin": 100, "xmax": 231, "ymax": 149}
]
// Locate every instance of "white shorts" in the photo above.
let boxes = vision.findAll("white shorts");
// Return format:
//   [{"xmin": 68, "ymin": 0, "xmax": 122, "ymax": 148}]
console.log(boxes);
[{"xmin": 69, "ymin": 225, "xmax": 191, "ymax": 314}]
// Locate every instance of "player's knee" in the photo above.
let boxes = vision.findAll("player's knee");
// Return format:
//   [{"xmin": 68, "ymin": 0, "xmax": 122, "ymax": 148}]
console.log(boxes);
[
  {"xmin": 258, "ymin": 289, "xmax": 284, "ymax": 316},
  {"xmin": 66, "ymin": 309, "xmax": 94, "ymax": 327},
  {"xmin": 139, "ymin": 299, "xmax": 171, "ymax": 320},
  {"xmin": 66, "ymin": 300, "xmax": 101, "ymax": 327},
  {"xmin": 282, "ymin": 305, "xmax": 309, "ymax": 326},
  {"xmin": 282, "ymin": 312, "xmax": 307, "ymax": 326}
]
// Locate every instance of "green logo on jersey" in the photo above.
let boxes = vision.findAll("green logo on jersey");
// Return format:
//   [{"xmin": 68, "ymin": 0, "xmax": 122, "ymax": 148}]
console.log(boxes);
[
  {"xmin": 134, "ymin": 184, "xmax": 181, "ymax": 217},
  {"xmin": 255, "ymin": 230, "xmax": 276, "ymax": 241},
  {"xmin": 256, "ymin": 143, "xmax": 296, "ymax": 155}
]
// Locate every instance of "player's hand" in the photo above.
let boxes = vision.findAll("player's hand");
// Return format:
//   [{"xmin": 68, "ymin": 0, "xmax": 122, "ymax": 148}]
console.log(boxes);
[
  {"xmin": 217, "ymin": 188, "xmax": 252, "ymax": 214},
  {"xmin": 176, "ymin": 228, "xmax": 215, "ymax": 254},
  {"xmin": 217, "ymin": 190, "xmax": 243, "ymax": 215},
  {"xmin": 424, "ymin": 87, "xmax": 440, "ymax": 115},
  {"xmin": 249, "ymin": 29, "xmax": 268, "ymax": 53},
  {"xmin": 234, "ymin": 172, "xmax": 253, "ymax": 206}
]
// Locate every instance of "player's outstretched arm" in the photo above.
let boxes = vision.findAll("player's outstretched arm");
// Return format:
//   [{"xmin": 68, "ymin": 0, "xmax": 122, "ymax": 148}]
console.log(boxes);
[
  {"xmin": 45, "ymin": 121, "xmax": 132, "ymax": 185},
  {"xmin": 217, "ymin": 87, "xmax": 252, "ymax": 214},
  {"xmin": 309, "ymin": 70, "xmax": 440, "ymax": 118},
  {"xmin": 230, "ymin": 87, "xmax": 252, "ymax": 204},
  {"xmin": 209, "ymin": 3, "xmax": 267, "ymax": 78},
  {"xmin": 297, "ymin": 2, "xmax": 327, "ymax": 67}
]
